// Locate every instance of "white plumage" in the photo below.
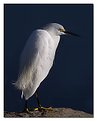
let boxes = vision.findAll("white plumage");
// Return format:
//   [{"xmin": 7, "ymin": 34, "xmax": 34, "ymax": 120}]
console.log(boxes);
[{"xmin": 14, "ymin": 23, "xmax": 66, "ymax": 100}]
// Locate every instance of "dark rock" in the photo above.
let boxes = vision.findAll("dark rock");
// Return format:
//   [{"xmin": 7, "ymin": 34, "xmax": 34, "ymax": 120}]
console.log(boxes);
[{"xmin": 4, "ymin": 108, "xmax": 93, "ymax": 118}]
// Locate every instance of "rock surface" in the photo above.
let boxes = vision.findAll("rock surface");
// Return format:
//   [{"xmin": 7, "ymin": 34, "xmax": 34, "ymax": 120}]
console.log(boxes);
[{"xmin": 4, "ymin": 108, "xmax": 93, "ymax": 118}]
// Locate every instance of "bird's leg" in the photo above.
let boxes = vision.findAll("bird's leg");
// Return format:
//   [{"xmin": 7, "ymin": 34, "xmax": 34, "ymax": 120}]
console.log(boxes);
[
  {"xmin": 22, "ymin": 100, "xmax": 27, "ymax": 112},
  {"xmin": 34, "ymin": 91, "xmax": 52, "ymax": 111},
  {"xmin": 35, "ymin": 91, "xmax": 41, "ymax": 109},
  {"xmin": 22, "ymin": 100, "xmax": 34, "ymax": 113}
]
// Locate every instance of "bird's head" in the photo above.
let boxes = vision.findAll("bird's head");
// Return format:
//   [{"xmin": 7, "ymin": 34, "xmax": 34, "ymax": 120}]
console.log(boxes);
[{"xmin": 43, "ymin": 23, "xmax": 79, "ymax": 37}]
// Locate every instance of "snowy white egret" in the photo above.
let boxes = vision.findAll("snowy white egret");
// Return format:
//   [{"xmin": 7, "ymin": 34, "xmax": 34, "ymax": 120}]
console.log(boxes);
[{"xmin": 14, "ymin": 23, "xmax": 79, "ymax": 112}]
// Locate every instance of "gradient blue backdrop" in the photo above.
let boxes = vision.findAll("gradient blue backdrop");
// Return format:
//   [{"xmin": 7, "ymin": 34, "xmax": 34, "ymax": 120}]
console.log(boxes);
[{"xmin": 4, "ymin": 4, "xmax": 93, "ymax": 114}]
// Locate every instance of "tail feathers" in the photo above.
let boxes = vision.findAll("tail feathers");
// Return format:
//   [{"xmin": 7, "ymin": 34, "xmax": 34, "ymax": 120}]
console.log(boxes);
[
  {"xmin": 13, "ymin": 77, "xmax": 41, "ymax": 100},
  {"xmin": 13, "ymin": 81, "xmax": 35, "ymax": 100},
  {"xmin": 13, "ymin": 80, "xmax": 38, "ymax": 100},
  {"xmin": 12, "ymin": 78, "xmax": 33, "ymax": 90},
  {"xmin": 12, "ymin": 81, "xmax": 23, "ymax": 90}
]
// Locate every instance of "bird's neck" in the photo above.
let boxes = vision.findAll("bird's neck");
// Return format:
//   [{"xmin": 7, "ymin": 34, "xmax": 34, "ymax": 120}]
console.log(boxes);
[
  {"xmin": 45, "ymin": 29, "xmax": 60, "ymax": 50},
  {"xmin": 52, "ymin": 35, "xmax": 60, "ymax": 50}
]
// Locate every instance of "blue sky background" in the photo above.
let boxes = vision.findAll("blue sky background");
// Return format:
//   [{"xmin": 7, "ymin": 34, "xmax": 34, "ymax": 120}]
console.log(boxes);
[{"xmin": 4, "ymin": 4, "xmax": 93, "ymax": 114}]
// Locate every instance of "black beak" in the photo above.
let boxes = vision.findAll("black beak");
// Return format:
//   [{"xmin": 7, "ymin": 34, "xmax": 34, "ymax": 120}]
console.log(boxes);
[{"xmin": 64, "ymin": 31, "xmax": 80, "ymax": 37}]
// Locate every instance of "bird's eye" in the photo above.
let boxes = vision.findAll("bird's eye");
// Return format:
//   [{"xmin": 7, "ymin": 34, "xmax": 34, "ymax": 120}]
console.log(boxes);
[{"xmin": 58, "ymin": 28, "xmax": 64, "ymax": 32}]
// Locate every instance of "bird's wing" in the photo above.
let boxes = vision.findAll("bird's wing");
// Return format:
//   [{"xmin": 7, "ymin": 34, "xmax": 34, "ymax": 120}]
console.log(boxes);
[
  {"xmin": 15, "ymin": 29, "xmax": 52, "ymax": 99},
  {"xmin": 19, "ymin": 30, "xmax": 50, "ymax": 73}
]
